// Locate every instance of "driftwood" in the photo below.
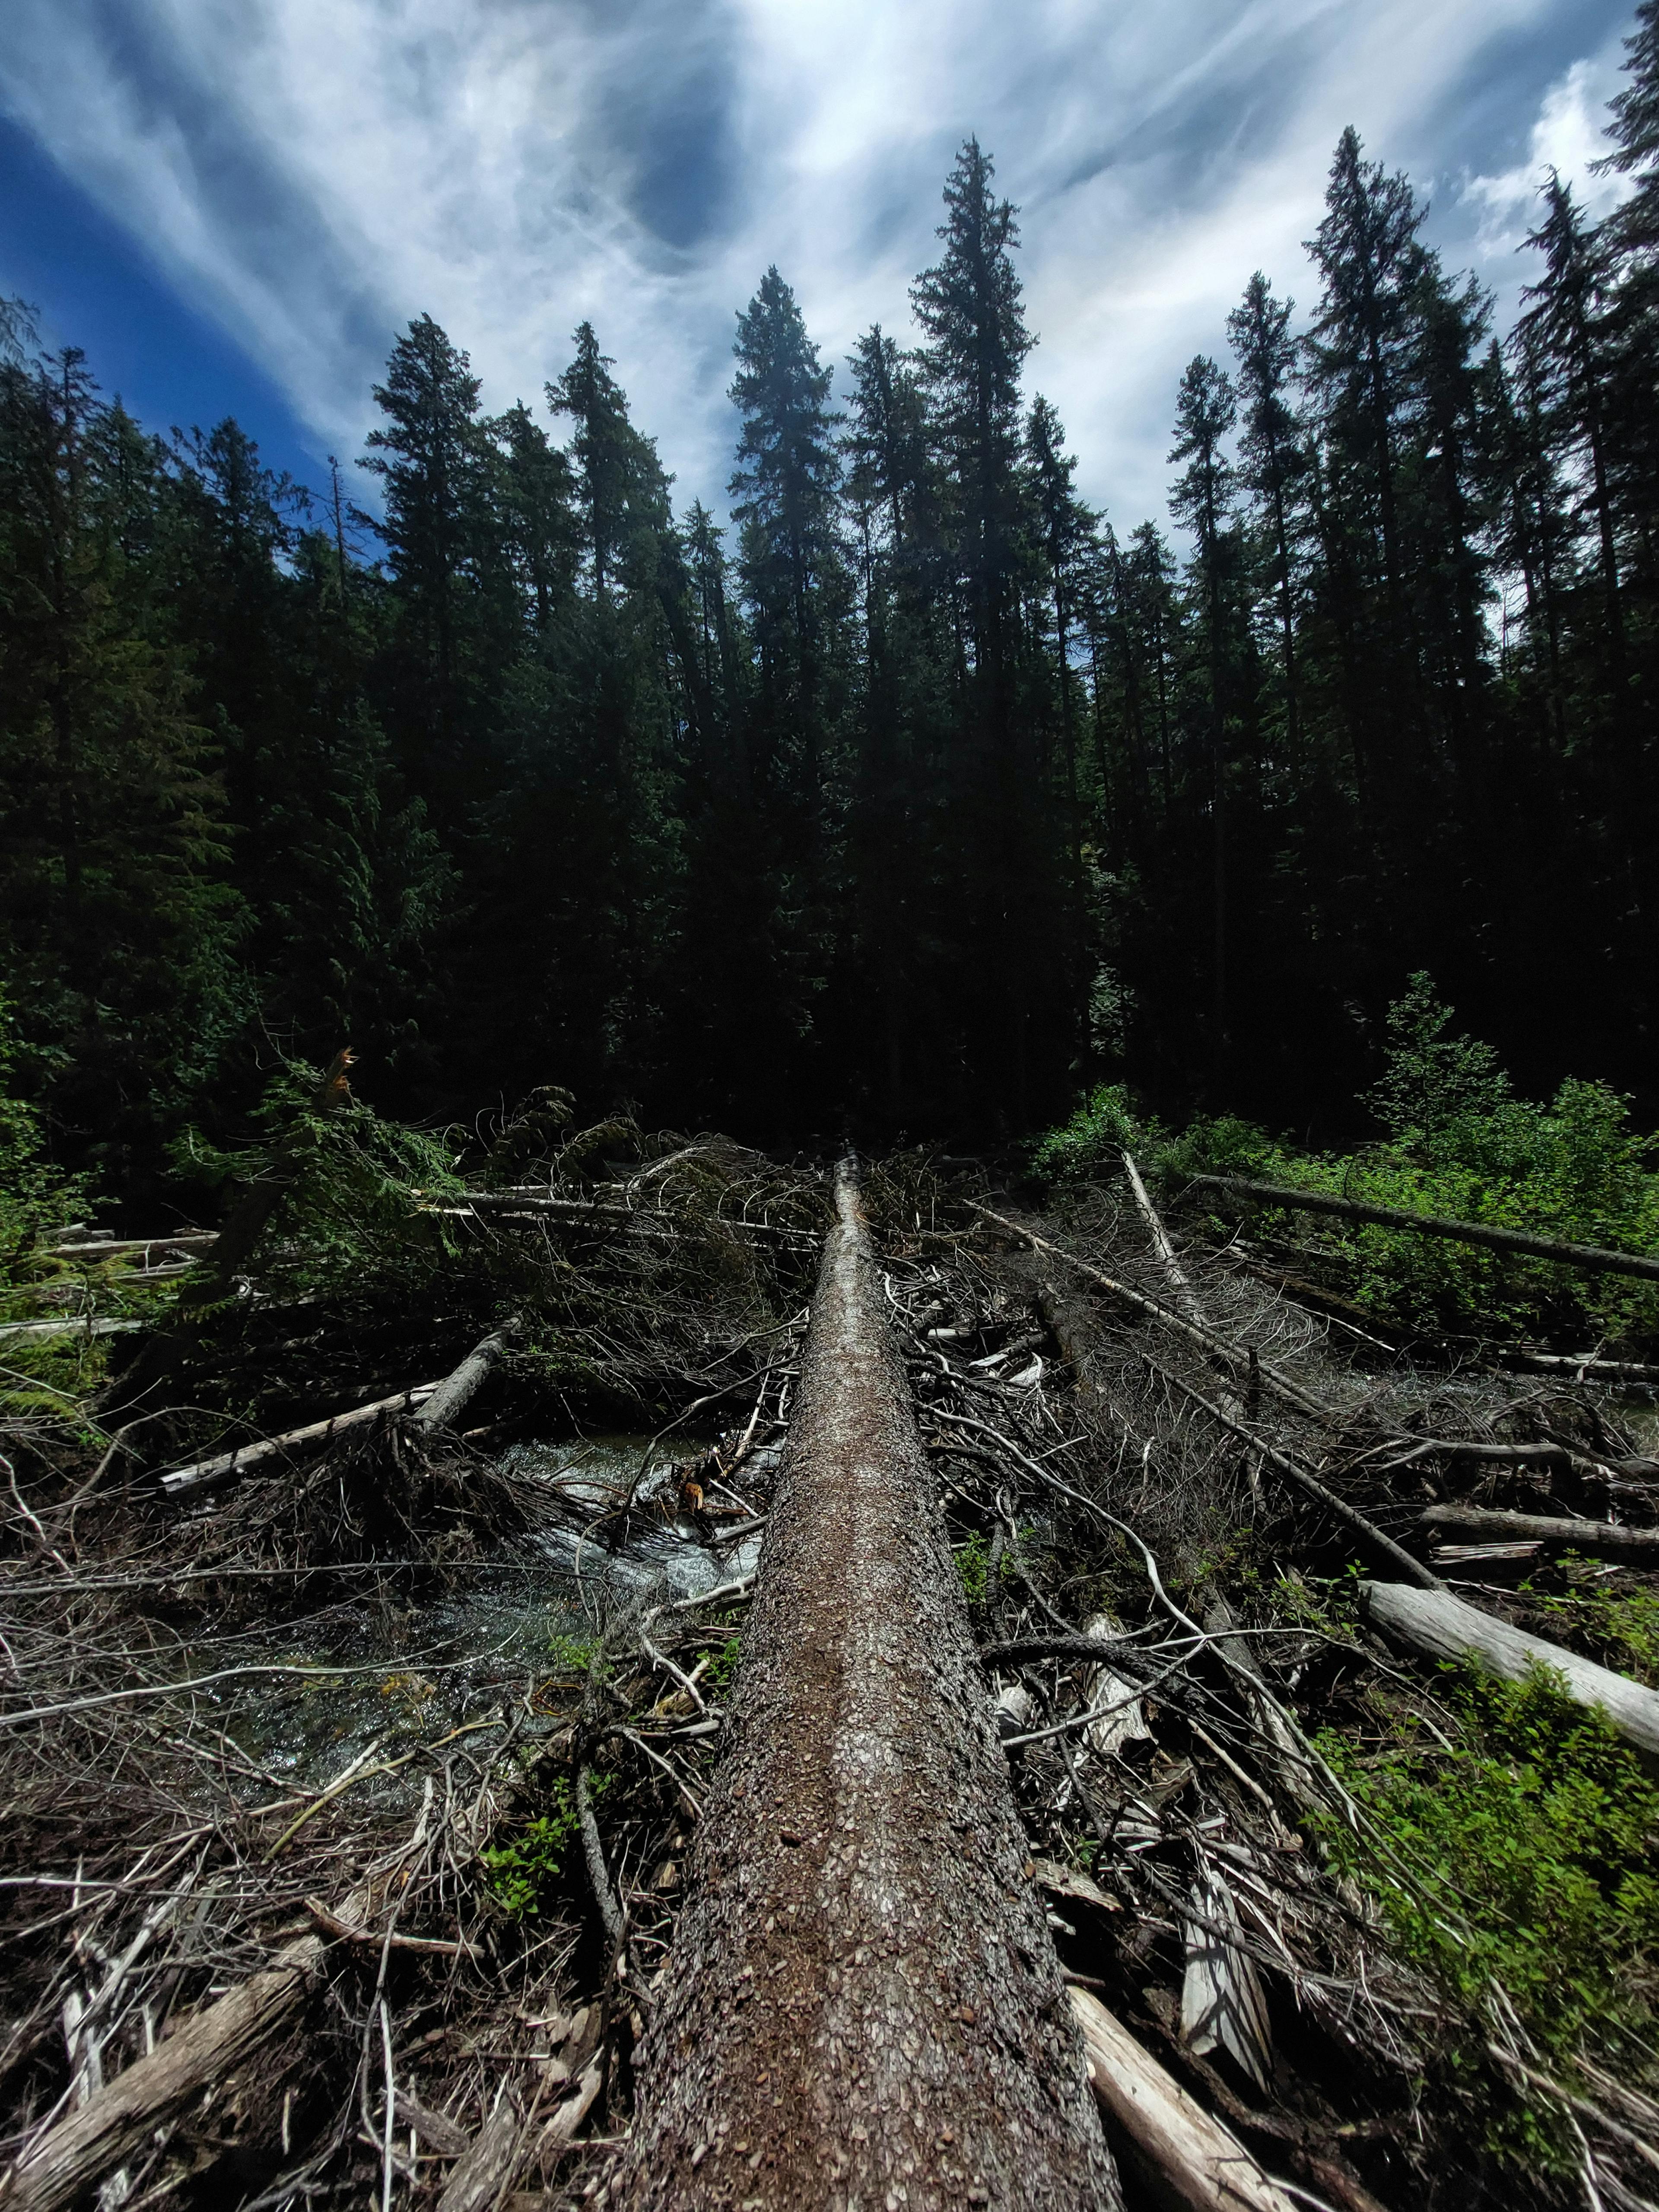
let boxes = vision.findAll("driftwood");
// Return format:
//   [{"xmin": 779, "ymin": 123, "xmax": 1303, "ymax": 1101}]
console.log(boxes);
[
  {"xmin": 3, "ymin": 1888, "xmax": 370, "ymax": 2212},
  {"xmin": 1185, "ymin": 1174, "xmax": 1659, "ymax": 1284},
  {"xmin": 1360, "ymin": 1582, "xmax": 1659, "ymax": 1763},
  {"xmin": 621, "ymin": 1161, "xmax": 1120, "ymax": 2209},
  {"xmin": 1069, "ymin": 1988, "xmax": 1299, "ymax": 2212},
  {"xmin": 1420, "ymin": 1503, "xmax": 1659, "ymax": 1560}
]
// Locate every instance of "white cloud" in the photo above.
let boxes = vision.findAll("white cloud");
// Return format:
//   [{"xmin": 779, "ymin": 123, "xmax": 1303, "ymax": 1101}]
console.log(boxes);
[
  {"xmin": 0, "ymin": 0, "xmax": 1624, "ymax": 531},
  {"xmin": 1464, "ymin": 52, "xmax": 1633, "ymax": 256}
]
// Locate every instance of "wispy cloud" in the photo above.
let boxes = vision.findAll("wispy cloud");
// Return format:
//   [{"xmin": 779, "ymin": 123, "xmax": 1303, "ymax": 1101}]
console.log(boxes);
[
  {"xmin": 0, "ymin": 0, "xmax": 1634, "ymax": 528},
  {"xmin": 1463, "ymin": 51, "xmax": 1633, "ymax": 254}
]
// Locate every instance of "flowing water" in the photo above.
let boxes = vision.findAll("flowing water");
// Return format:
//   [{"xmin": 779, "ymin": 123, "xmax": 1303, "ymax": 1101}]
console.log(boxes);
[{"xmin": 202, "ymin": 1433, "xmax": 767, "ymax": 1801}]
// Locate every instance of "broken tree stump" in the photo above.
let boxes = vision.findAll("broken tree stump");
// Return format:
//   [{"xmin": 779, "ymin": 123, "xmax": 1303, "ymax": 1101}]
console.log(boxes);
[{"xmin": 621, "ymin": 1160, "xmax": 1120, "ymax": 2210}]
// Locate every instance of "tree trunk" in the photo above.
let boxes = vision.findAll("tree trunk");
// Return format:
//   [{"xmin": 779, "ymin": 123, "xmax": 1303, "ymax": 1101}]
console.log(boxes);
[
  {"xmin": 620, "ymin": 1162, "xmax": 1120, "ymax": 2210},
  {"xmin": 1360, "ymin": 1582, "xmax": 1659, "ymax": 1763}
]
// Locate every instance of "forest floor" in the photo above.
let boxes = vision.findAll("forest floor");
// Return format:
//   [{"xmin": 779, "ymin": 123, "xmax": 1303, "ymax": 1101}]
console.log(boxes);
[{"xmin": 3, "ymin": 1124, "xmax": 1658, "ymax": 2212}]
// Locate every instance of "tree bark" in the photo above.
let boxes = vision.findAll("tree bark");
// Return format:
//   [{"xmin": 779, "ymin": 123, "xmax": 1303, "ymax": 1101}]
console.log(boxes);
[
  {"xmin": 1185, "ymin": 1175, "xmax": 1659, "ymax": 1284},
  {"xmin": 1360, "ymin": 1582, "xmax": 1659, "ymax": 1763},
  {"xmin": 620, "ymin": 1162, "xmax": 1120, "ymax": 2210}
]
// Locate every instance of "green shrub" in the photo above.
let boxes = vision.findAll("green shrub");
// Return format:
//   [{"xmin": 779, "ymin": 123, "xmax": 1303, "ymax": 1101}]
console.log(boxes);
[
  {"xmin": 1141, "ymin": 976, "xmax": 1659, "ymax": 1341},
  {"xmin": 1316, "ymin": 1661, "xmax": 1659, "ymax": 2159},
  {"xmin": 169, "ymin": 1056, "xmax": 467, "ymax": 1307},
  {"xmin": 702, "ymin": 1635, "xmax": 742, "ymax": 1697},
  {"xmin": 482, "ymin": 1774, "xmax": 607, "ymax": 1917},
  {"xmin": 1030, "ymin": 1084, "xmax": 1147, "ymax": 1184}
]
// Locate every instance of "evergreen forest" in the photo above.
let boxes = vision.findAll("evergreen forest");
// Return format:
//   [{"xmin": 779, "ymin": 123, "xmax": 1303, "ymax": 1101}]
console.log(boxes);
[{"xmin": 5, "ymin": 18, "xmax": 1659, "ymax": 1204}]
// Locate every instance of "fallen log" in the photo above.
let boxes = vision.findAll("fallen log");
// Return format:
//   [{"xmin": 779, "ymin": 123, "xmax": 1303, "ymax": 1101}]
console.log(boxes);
[
  {"xmin": 1420, "ymin": 1503, "xmax": 1659, "ymax": 1561},
  {"xmin": 1185, "ymin": 1175, "xmax": 1659, "ymax": 1285},
  {"xmin": 1360, "ymin": 1582, "xmax": 1659, "ymax": 1763},
  {"xmin": 409, "ymin": 1319, "xmax": 518, "ymax": 1437},
  {"xmin": 3, "ymin": 1888, "xmax": 370, "ymax": 2212},
  {"xmin": 159, "ymin": 1386, "xmax": 435, "ymax": 1494},
  {"xmin": 426, "ymin": 1191, "xmax": 803, "ymax": 1243},
  {"xmin": 1069, "ymin": 1988, "xmax": 1299, "ymax": 2212},
  {"xmin": 621, "ymin": 1161, "xmax": 1120, "ymax": 2209},
  {"xmin": 1122, "ymin": 1150, "xmax": 1204, "ymax": 1323}
]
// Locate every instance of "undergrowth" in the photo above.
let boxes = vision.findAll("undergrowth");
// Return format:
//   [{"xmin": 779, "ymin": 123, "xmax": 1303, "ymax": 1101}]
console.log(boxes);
[
  {"xmin": 483, "ymin": 1773, "xmax": 610, "ymax": 1918},
  {"xmin": 1316, "ymin": 1660, "xmax": 1659, "ymax": 2164},
  {"xmin": 1033, "ymin": 975, "xmax": 1659, "ymax": 1343}
]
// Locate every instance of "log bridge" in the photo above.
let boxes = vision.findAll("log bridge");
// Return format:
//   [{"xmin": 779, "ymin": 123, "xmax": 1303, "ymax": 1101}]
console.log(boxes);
[{"xmin": 620, "ymin": 1160, "xmax": 1121, "ymax": 2209}]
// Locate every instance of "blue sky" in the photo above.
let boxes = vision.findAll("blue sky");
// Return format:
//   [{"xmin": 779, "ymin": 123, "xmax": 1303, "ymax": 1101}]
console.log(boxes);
[{"xmin": 0, "ymin": 0, "xmax": 1639, "ymax": 532}]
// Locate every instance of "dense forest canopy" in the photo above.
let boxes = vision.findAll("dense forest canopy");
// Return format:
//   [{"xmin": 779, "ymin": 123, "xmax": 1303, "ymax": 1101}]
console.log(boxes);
[{"xmin": 3, "ymin": 6, "xmax": 1659, "ymax": 1205}]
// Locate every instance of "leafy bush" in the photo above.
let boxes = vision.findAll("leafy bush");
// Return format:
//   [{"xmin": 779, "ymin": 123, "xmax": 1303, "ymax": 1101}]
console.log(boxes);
[
  {"xmin": 1317, "ymin": 1661, "xmax": 1659, "ymax": 2159},
  {"xmin": 1029, "ymin": 1084, "xmax": 1147, "ymax": 1183},
  {"xmin": 1050, "ymin": 976, "xmax": 1659, "ymax": 1342},
  {"xmin": 1525, "ymin": 1574, "xmax": 1659, "ymax": 1688},
  {"xmin": 482, "ymin": 1773, "xmax": 607, "ymax": 1918}
]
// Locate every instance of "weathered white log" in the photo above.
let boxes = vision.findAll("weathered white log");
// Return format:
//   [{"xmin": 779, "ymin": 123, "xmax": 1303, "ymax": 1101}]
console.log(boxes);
[
  {"xmin": 410, "ymin": 1321, "xmax": 517, "ymax": 1437},
  {"xmin": 1421, "ymin": 1503, "xmax": 1659, "ymax": 1560},
  {"xmin": 1122, "ymin": 1150, "xmax": 1205, "ymax": 1323},
  {"xmin": 1360, "ymin": 1582, "xmax": 1659, "ymax": 1762},
  {"xmin": 3, "ymin": 1889, "xmax": 370, "ymax": 2212},
  {"xmin": 0, "ymin": 1319, "xmax": 141, "ymax": 1342},
  {"xmin": 159, "ymin": 1387, "xmax": 435, "ymax": 1494},
  {"xmin": 1069, "ymin": 1988, "xmax": 1300, "ymax": 2212}
]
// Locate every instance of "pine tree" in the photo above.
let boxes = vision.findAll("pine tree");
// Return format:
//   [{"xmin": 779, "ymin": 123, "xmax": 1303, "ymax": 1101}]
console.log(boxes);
[
  {"xmin": 1227, "ymin": 274, "xmax": 1305, "ymax": 754},
  {"xmin": 0, "ymin": 349, "xmax": 246, "ymax": 1181},
  {"xmin": 1517, "ymin": 176, "xmax": 1627, "ymax": 671},
  {"xmin": 362, "ymin": 315, "xmax": 499, "ymax": 799},
  {"xmin": 1169, "ymin": 356, "xmax": 1239, "ymax": 1059}
]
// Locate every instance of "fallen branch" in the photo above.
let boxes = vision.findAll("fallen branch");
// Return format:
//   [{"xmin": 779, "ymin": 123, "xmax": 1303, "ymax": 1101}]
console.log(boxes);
[
  {"xmin": 409, "ymin": 1320, "xmax": 518, "ymax": 1437},
  {"xmin": 159, "ymin": 1386, "xmax": 436, "ymax": 1495},
  {"xmin": 1360, "ymin": 1581, "xmax": 1659, "ymax": 1763},
  {"xmin": 1139, "ymin": 1355, "xmax": 1440, "ymax": 1590},
  {"xmin": 1185, "ymin": 1175, "xmax": 1659, "ymax": 1285}
]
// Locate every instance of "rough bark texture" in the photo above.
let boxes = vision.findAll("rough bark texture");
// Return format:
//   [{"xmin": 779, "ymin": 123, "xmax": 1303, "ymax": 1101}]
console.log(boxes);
[
  {"xmin": 620, "ymin": 1163, "xmax": 1120, "ymax": 2211},
  {"xmin": 1361, "ymin": 1581, "xmax": 1659, "ymax": 1762}
]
